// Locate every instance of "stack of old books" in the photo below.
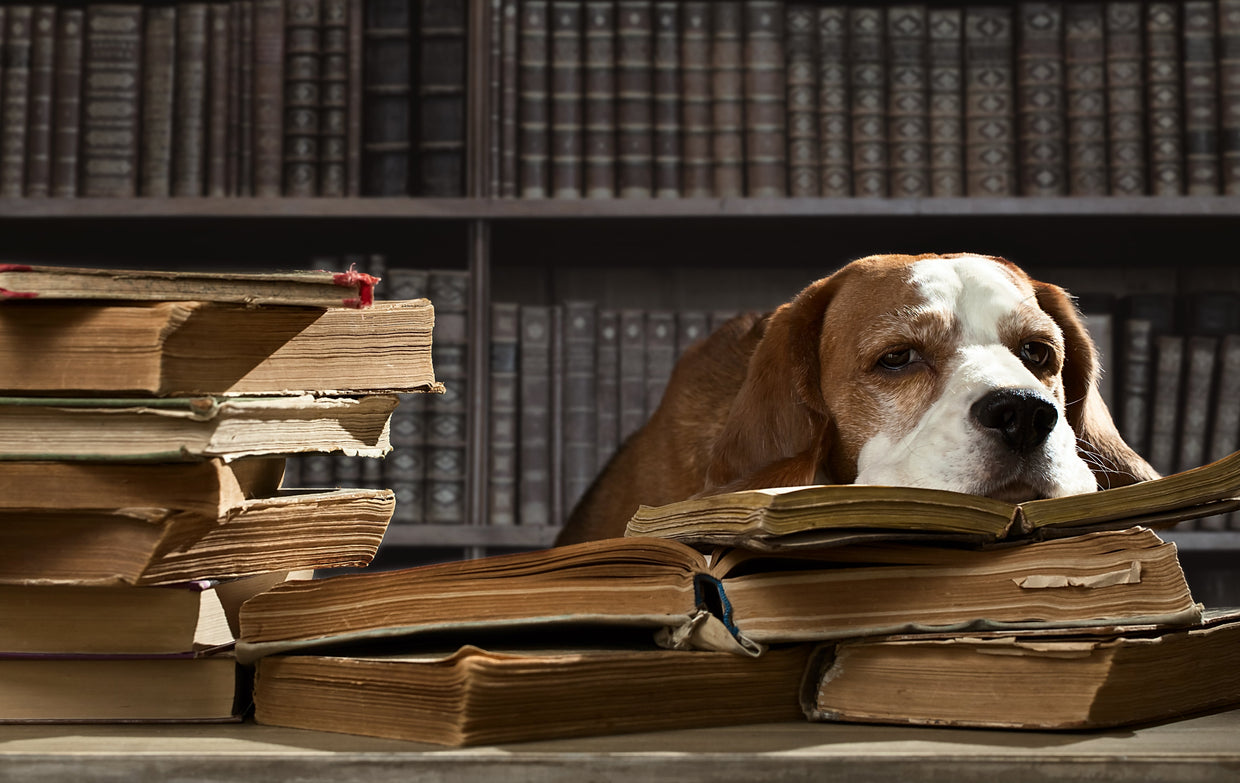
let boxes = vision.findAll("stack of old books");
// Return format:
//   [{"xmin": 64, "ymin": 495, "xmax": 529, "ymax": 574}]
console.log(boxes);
[
  {"xmin": 0, "ymin": 263, "xmax": 439, "ymax": 722},
  {"xmin": 237, "ymin": 448, "xmax": 1240, "ymax": 746}
]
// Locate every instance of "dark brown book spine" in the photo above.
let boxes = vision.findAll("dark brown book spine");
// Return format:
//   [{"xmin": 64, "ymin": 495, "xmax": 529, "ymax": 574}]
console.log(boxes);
[
  {"xmin": 426, "ymin": 269, "xmax": 470, "ymax": 525},
  {"xmin": 562, "ymin": 300, "xmax": 597, "ymax": 515},
  {"xmin": 850, "ymin": 7, "xmax": 887, "ymax": 197},
  {"xmin": 140, "ymin": 5, "xmax": 176, "ymax": 197},
  {"xmin": 24, "ymin": 4, "xmax": 56, "ymax": 198},
  {"xmin": 1184, "ymin": 0, "xmax": 1220, "ymax": 195},
  {"xmin": 81, "ymin": 4, "xmax": 142, "ymax": 198},
  {"xmin": 680, "ymin": 1, "xmax": 711, "ymax": 197},
  {"xmin": 253, "ymin": 0, "xmax": 285, "ymax": 196},
  {"xmin": 1105, "ymin": 2, "xmax": 1145, "ymax": 195},
  {"xmin": 227, "ymin": 2, "xmax": 243, "ymax": 196},
  {"xmin": 346, "ymin": 0, "xmax": 362, "ymax": 195},
  {"xmin": 617, "ymin": 0, "xmax": 653, "ymax": 198},
  {"xmin": 743, "ymin": 0, "xmax": 785, "ymax": 197},
  {"xmin": 362, "ymin": 0, "xmax": 411, "ymax": 196},
  {"xmin": 583, "ymin": 0, "xmax": 615, "ymax": 198},
  {"xmin": 652, "ymin": 2, "xmax": 680, "ymax": 198},
  {"xmin": 172, "ymin": 4, "xmax": 208, "ymax": 197},
  {"xmin": 519, "ymin": 304, "xmax": 553, "ymax": 525},
  {"xmin": 785, "ymin": 4, "xmax": 818, "ymax": 197},
  {"xmin": 1017, "ymin": 2, "xmax": 1066, "ymax": 196},
  {"xmin": 488, "ymin": 301, "xmax": 519, "ymax": 525},
  {"xmin": 519, "ymin": 0, "xmax": 550, "ymax": 198},
  {"xmin": 1221, "ymin": 0, "xmax": 1240, "ymax": 193},
  {"xmin": 965, "ymin": 6, "xmax": 1016, "ymax": 196},
  {"xmin": 1065, "ymin": 2, "xmax": 1107, "ymax": 195},
  {"xmin": 817, "ymin": 6, "xmax": 850, "ymax": 196},
  {"xmin": 2, "ymin": 6, "xmax": 34, "ymax": 198},
  {"xmin": 550, "ymin": 0, "xmax": 583, "ymax": 198},
  {"xmin": 207, "ymin": 4, "xmax": 231, "ymax": 197},
  {"xmin": 319, "ymin": 0, "xmax": 349, "ymax": 197},
  {"xmin": 285, "ymin": 0, "xmax": 321, "ymax": 197},
  {"xmin": 1146, "ymin": 2, "xmax": 1182, "ymax": 195},
  {"xmin": 928, "ymin": 7, "xmax": 963, "ymax": 196},
  {"xmin": 711, "ymin": 1, "xmax": 744, "ymax": 196},
  {"xmin": 417, "ymin": 0, "xmax": 467, "ymax": 196},
  {"xmin": 50, "ymin": 6, "xmax": 82, "ymax": 198},
  {"xmin": 887, "ymin": 4, "xmax": 928, "ymax": 198}
]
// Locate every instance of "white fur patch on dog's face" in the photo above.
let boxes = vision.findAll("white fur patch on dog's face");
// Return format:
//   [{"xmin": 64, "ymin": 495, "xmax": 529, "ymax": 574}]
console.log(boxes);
[{"xmin": 853, "ymin": 255, "xmax": 1097, "ymax": 501}]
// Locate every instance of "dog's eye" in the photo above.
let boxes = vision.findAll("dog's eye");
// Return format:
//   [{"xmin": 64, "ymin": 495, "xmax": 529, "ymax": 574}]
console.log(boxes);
[
  {"xmin": 878, "ymin": 348, "xmax": 920, "ymax": 370},
  {"xmin": 1020, "ymin": 341, "xmax": 1053, "ymax": 368}
]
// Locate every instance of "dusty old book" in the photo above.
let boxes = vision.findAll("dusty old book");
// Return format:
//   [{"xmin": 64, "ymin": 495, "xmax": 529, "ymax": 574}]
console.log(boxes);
[{"xmin": 802, "ymin": 610, "xmax": 1240, "ymax": 730}]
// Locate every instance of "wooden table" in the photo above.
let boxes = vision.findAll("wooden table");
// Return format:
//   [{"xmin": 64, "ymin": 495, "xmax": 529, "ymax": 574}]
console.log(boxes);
[{"xmin": 2, "ymin": 709, "xmax": 1238, "ymax": 782}]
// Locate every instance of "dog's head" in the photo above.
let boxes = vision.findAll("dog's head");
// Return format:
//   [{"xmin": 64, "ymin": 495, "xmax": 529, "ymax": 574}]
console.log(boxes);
[{"xmin": 702, "ymin": 252, "xmax": 1157, "ymax": 502}]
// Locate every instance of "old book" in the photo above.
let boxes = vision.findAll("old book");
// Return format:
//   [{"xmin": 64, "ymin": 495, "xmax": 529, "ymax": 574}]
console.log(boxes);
[
  {"xmin": 887, "ymin": 4, "xmax": 928, "ymax": 198},
  {"xmin": 0, "ymin": 394, "xmax": 398, "ymax": 462},
  {"xmin": 817, "ymin": 5, "xmax": 850, "ymax": 196},
  {"xmin": 1106, "ymin": 2, "xmax": 1146, "ymax": 195},
  {"xmin": 49, "ymin": 6, "xmax": 83, "ymax": 197},
  {"xmin": 425, "ymin": 269, "xmax": 469, "ymax": 525},
  {"xmin": 1178, "ymin": 335, "xmax": 1219, "ymax": 473},
  {"xmin": 675, "ymin": 309, "xmax": 709, "ymax": 356},
  {"xmin": 785, "ymin": 4, "xmax": 818, "ymax": 197},
  {"xmin": 319, "ymin": 0, "xmax": 349, "ymax": 197},
  {"xmin": 488, "ymin": 301, "xmax": 520, "ymax": 525},
  {"xmin": 1120, "ymin": 318, "xmax": 1155, "ymax": 457},
  {"xmin": 1220, "ymin": 0, "xmax": 1240, "ymax": 193},
  {"xmin": 284, "ymin": 0, "xmax": 322, "ymax": 196},
  {"xmin": 519, "ymin": 0, "xmax": 550, "ymax": 197},
  {"xmin": 850, "ymin": 6, "xmax": 887, "ymax": 197},
  {"xmin": 1077, "ymin": 292, "xmax": 1117, "ymax": 410},
  {"xmin": 1, "ymin": 487, "xmax": 393, "ymax": 585},
  {"xmin": 742, "ymin": 0, "xmax": 785, "ymax": 197},
  {"xmin": 1146, "ymin": 2, "xmax": 1183, "ymax": 195},
  {"xmin": 680, "ymin": 1, "xmax": 712, "ymax": 197},
  {"xmin": 711, "ymin": 1, "xmax": 744, "ymax": 197},
  {"xmin": 964, "ymin": 5, "xmax": 1016, "ymax": 196},
  {"xmin": 1147, "ymin": 335, "xmax": 1185, "ymax": 477},
  {"xmin": 1017, "ymin": 2, "xmax": 1065, "ymax": 196},
  {"xmin": 235, "ymin": 0, "xmax": 256, "ymax": 195},
  {"xmin": 140, "ymin": 4, "xmax": 177, "ymax": 197},
  {"xmin": 519, "ymin": 304, "xmax": 553, "ymax": 526},
  {"xmin": 627, "ymin": 447, "xmax": 1240, "ymax": 549},
  {"xmin": 173, "ymin": 3, "xmax": 209, "ymax": 197},
  {"xmin": 652, "ymin": 1, "xmax": 680, "ymax": 198},
  {"xmin": 237, "ymin": 526, "xmax": 1201, "ymax": 659},
  {"xmin": 1184, "ymin": 1, "xmax": 1221, "ymax": 195},
  {"xmin": 617, "ymin": 0, "xmax": 654, "ymax": 198},
  {"xmin": 644, "ymin": 309, "xmax": 674, "ymax": 413},
  {"xmin": 550, "ymin": 0, "xmax": 583, "ymax": 198},
  {"xmin": 595, "ymin": 308, "xmax": 621, "ymax": 467},
  {"xmin": 1209, "ymin": 335, "xmax": 1240, "ymax": 464},
  {"xmin": 0, "ymin": 5, "xmax": 33, "ymax": 198},
  {"xmin": 618, "ymin": 308, "xmax": 647, "ymax": 442},
  {"xmin": 1065, "ymin": 2, "xmax": 1107, "ymax": 195},
  {"xmin": 500, "ymin": 0, "xmax": 518, "ymax": 196},
  {"xmin": 362, "ymin": 0, "xmax": 411, "ymax": 196},
  {"xmin": 583, "ymin": 0, "xmax": 616, "ymax": 198},
  {"xmin": 80, "ymin": 3, "xmax": 142, "ymax": 197},
  {"xmin": 803, "ymin": 611, "xmax": 1240, "ymax": 730},
  {"xmin": 346, "ymin": 0, "xmax": 363, "ymax": 195},
  {"xmin": 417, "ymin": 0, "xmax": 467, "ymax": 196},
  {"xmin": 487, "ymin": 0, "xmax": 502, "ymax": 196},
  {"xmin": 928, "ymin": 7, "xmax": 963, "ymax": 196},
  {"xmin": 253, "ymin": 0, "xmax": 286, "ymax": 196},
  {"xmin": 253, "ymin": 643, "xmax": 810, "ymax": 746},
  {"xmin": 206, "ymin": 4, "xmax": 231, "ymax": 196},
  {"xmin": 383, "ymin": 267, "xmax": 429, "ymax": 525},
  {"xmin": 562, "ymin": 301, "xmax": 597, "ymax": 516},
  {"xmin": 23, "ymin": 4, "xmax": 55, "ymax": 197}
]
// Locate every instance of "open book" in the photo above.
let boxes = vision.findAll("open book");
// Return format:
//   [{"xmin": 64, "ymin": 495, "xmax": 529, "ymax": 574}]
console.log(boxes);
[
  {"xmin": 627, "ymin": 449, "xmax": 1240, "ymax": 550},
  {"xmin": 237, "ymin": 527, "xmax": 1201, "ymax": 662}
]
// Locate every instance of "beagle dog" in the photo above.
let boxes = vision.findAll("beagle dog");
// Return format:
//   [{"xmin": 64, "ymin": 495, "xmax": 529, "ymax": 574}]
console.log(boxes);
[{"xmin": 556, "ymin": 252, "xmax": 1157, "ymax": 545}]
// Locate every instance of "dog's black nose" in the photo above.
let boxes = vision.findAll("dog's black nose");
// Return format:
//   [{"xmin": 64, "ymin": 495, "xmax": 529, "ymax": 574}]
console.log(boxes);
[{"xmin": 971, "ymin": 389, "xmax": 1058, "ymax": 454}]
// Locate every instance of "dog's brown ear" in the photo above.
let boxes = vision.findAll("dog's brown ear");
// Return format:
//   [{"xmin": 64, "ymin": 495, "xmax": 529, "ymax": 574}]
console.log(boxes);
[
  {"xmin": 1034, "ymin": 281, "xmax": 1160, "ymax": 488},
  {"xmin": 699, "ymin": 277, "xmax": 838, "ymax": 496}
]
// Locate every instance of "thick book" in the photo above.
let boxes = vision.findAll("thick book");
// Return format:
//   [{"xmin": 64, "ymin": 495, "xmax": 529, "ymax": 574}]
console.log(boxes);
[
  {"xmin": 425, "ymin": 270, "xmax": 469, "ymax": 525},
  {"xmin": 803, "ymin": 610, "xmax": 1240, "ymax": 731},
  {"xmin": 583, "ymin": 0, "xmax": 617, "ymax": 198},
  {"xmin": 550, "ymin": 0, "xmax": 584, "ymax": 198},
  {"xmin": 0, "ymin": 394, "xmax": 397, "ymax": 462},
  {"xmin": 928, "ymin": 7, "xmax": 964, "ymax": 196},
  {"xmin": 0, "ymin": 299, "xmax": 436, "ymax": 396},
  {"xmin": 1184, "ymin": 1, "xmax": 1221, "ymax": 195},
  {"xmin": 24, "ymin": 4, "xmax": 56, "ymax": 197},
  {"xmin": 785, "ymin": 4, "xmax": 818, "ymax": 197},
  {"xmin": 1145, "ymin": 2, "xmax": 1183, "ymax": 195},
  {"xmin": 519, "ymin": 0, "xmax": 550, "ymax": 197},
  {"xmin": 80, "ymin": 3, "xmax": 142, "ymax": 197},
  {"xmin": 1, "ymin": 487, "xmax": 394, "ymax": 586},
  {"xmin": 616, "ymin": 0, "xmax": 654, "ymax": 198},
  {"xmin": 237, "ymin": 526, "xmax": 1200, "ymax": 660},
  {"xmin": 644, "ymin": 309, "xmax": 674, "ymax": 414},
  {"xmin": 361, "ymin": 0, "xmax": 412, "ymax": 196},
  {"xmin": 252, "ymin": 0, "xmax": 286, "ymax": 196},
  {"xmin": 319, "ymin": 0, "xmax": 350, "ymax": 197},
  {"xmin": 488, "ymin": 301, "xmax": 520, "ymax": 525},
  {"xmin": 519, "ymin": 304, "xmax": 554, "ymax": 526},
  {"xmin": 1178, "ymin": 335, "xmax": 1219, "ymax": 473},
  {"xmin": 1105, "ymin": 2, "xmax": 1146, "ymax": 195},
  {"xmin": 50, "ymin": 6, "xmax": 83, "ymax": 197},
  {"xmin": 1065, "ymin": 2, "xmax": 1107, "ymax": 195},
  {"xmin": 595, "ymin": 308, "xmax": 621, "ymax": 467},
  {"xmin": 652, "ymin": 1, "xmax": 680, "ymax": 198},
  {"xmin": 500, "ymin": 0, "xmax": 518, "ymax": 196},
  {"xmin": 711, "ymin": 2, "xmax": 744, "ymax": 197},
  {"xmin": 562, "ymin": 301, "xmax": 597, "ymax": 516},
  {"xmin": 417, "ymin": 0, "xmax": 467, "ymax": 196},
  {"xmin": 284, "ymin": 0, "xmax": 322, "ymax": 197},
  {"xmin": 964, "ymin": 5, "xmax": 1016, "ymax": 196},
  {"xmin": 743, "ymin": 0, "xmax": 785, "ymax": 197},
  {"xmin": 253, "ymin": 643, "xmax": 810, "ymax": 746},
  {"xmin": 140, "ymin": 4, "xmax": 177, "ymax": 197},
  {"xmin": 1016, "ymin": 2, "xmax": 1065, "ymax": 195},
  {"xmin": 850, "ymin": 7, "xmax": 887, "ymax": 197},
  {"xmin": 173, "ymin": 3, "xmax": 209, "ymax": 197},
  {"xmin": 618, "ymin": 308, "xmax": 647, "ymax": 441},
  {"xmin": 626, "ymin": 447, "xmax": 1240, "ymax": 550},
  {"xmin": 1, "ymin": 6, "xmax": 33, "ymax": 198},
  {"xmin": 817, "ymin": 6, "xmax": 850, "ymax": 196},
  {"xmin": 680, "ymin": 2, "xmax": 712, "ymax": 197},
  {"xmin": 887, "ymin": 4, "xmax": 928, "ymax": 198}
]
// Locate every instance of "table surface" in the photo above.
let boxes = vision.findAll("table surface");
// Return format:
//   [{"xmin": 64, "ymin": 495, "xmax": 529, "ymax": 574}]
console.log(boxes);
[{"xmin": 2, "ymin": 709, "xmax": 1239, "ymax": 783}]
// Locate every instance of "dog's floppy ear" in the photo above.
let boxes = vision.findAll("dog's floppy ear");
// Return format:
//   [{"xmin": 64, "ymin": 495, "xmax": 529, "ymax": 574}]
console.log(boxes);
[
  {"xmin": 1033, "ymin": 281, "xmax": 1160, "ymax": 488},
  {"xmin": 699, "ymin": 276, "xmax": 838, "ymax": 496}
]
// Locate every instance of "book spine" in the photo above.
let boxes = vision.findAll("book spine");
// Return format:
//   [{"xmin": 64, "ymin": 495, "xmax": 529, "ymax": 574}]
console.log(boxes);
[
  {"xmin": 618, "ymin": 308, "xmax": 646, "ymax": 442},
  {"xmin": 237, "ymin": 0, "xmax": 256, "ymax": 196},
  {"xmin": 652, "ymin": 1, "xmax": 680, "ymax": 198},
  {"xmin": 173, "ymin": 4, "xmax": 208, "ymax": 197},
  {"xmin": 1105, "ymin": 1, "xmax": 1146, "ymax": 195},
  {"xmin": 488, "ymin": 0, "xmax": 502, "ymax": 197},
  {"xmin": 644, "ymin": 309, "xmax": 675, "ymax": 414},
  {"xmin": 49, "ymin": 6, "xmax": 82, "ymax": 197},
  {"xmin": 285, "ymin": 0, "xmax": 322, "ymax": 197},
  {"xmin": 680, "ymin": 1, "xmax": 712, "ymax": 197},
  {"xmin": 785, "ymin": 4, "xmax": 818, "ymax": 197},
  {"xmin": 362, "ymin": 0, "xmax": 412, "ymax": 196},
  {"xmin": 228, "ymin": 2, "xmax": 246, "ymax": 195},
  {"xmin": 417, "ymin": 0, "xmax": 467, "ymax": 196},
  {"xmin": 562, "ymin": 300, "xmax": 597, "ymax": 516},
  {"xmin": 426, "ymin": 269, "xmax": 470, "ymax": 525},
  {"xmin": 1220, "ymin": 0, "xmax": 1240, "ymax": 193},
  {"xmin": 488, "ymin": 301, "xmax": 520, "ymax": 525},
  {"xmin": 887, "ymin": 4, "xmax": 928, "ymax": 198},
  {"xmin": 817, "ymin": 6, "xmax": 850, "ymax": 196},
  {"xmin": 1146, "ymin": 2, "xmax": 1183, "ymax": 196},
  {"xmin": 519, "ymin": 0, "xmax": 550, "ymax": 198},
  {"xmin": 1209, "ymin": 334, "xmax": 1240, "ymax": 463},
  {"xmin": 964, "ymin": 5, "xmax": 1016, "ymax": 196},
  {"xmin": 1065, "ymin": 2, "xmax": 1107, "ymax": 195},
  {"xmin": 1184, "ymin": 1, "xmax": 1220, "ymax": 195},
  {"xmin": 1017, "ymin": 2, "xmax": 1066, "ymax": 196},
  {"xmin": 1, "ymin": 6, "xmax": 33, "ymax": 198},
  {"xmin": 928, "ymin": 7, "xmax": 963, "ymax": 197},
  {"xmin": 583, "ymin": 0, "xmax": 615, "ymax": 198},
  {"xmin": 81, "ymin": 3, "xmax": 142, "ymax": 198},
  {"xmin": 1120, "ymin": 317, "xmax": 1154, "ymax": 458},
  {"xmin": 550, "ymin": 0, "xmax": 583, "ymax": 198},
  {"xmin": 384, "ymin": 267, "xmax": 429, "ymax": 524},
  {"xmin": 1178, "ymin": 335, "xmax": 1219, "ymax": 473},
  {"xmin": 500, "ymin": 0, "xmax": 518, "ymax": 196},
  {"xmin": 617, "ymin": 0, "xmax": 654, "ymax": 198},
  {"xmin": 1148, "ymin": 334, "xmax": 1185, "ymax": 477},
  {"xmin": 519, "ymin": 304, "xmax": 553, "ymax": 525},
  {"xmin": 140, "ymin": 5, "xmax": 177, "ymax": 197},
  {"xmin": 711, "ymin": 1, "xmax": 744, "ymax": 197},
  {"xmin": 743, "ymin": 0, "xmax": 785, "ymax": 197},
  {"xmin": 346, "ymin": 0, "xmax": 363, "ymax": 195},
  {"xmin": 595, "ymin": 308, "xmax": 620, "ymax": 468},
  {"xmin": 675, "ymin": 309, "xmax": 709, "ymax": 356},
  {"xmin": 207, "ymin": 4, "xmax": 232, "ymax": 197},
  {"xmin": 24, "ymin": 4, "xmax": 55, "ymax": 198},
  {"xmin": 850, "ymin": 7, "xmax": 886, "ymax": 197},
  {"xmin": 320, "ymin": 0, "xmax": 350, "ymax": 197},
  {"xmin": 253, "ymin": 0, "xmax": 285, "ymax": 197}
]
